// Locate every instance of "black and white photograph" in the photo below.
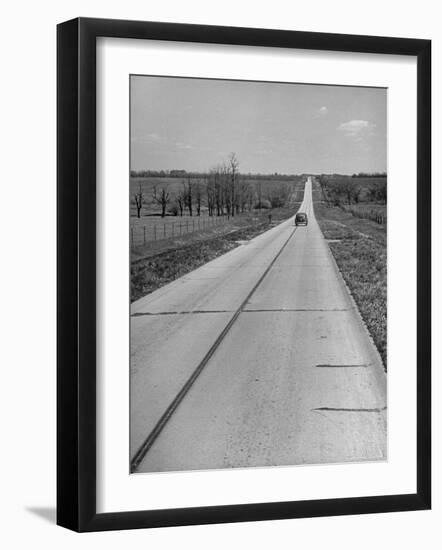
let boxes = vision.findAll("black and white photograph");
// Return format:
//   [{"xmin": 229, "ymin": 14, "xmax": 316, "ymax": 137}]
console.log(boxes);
[
  {"xmin": 129, "ymin": 75, "xmax": 387, "ymax": 474},
  {"xmin": 0, "ymin": 0, "xmax": 435, "ymax": 541}
]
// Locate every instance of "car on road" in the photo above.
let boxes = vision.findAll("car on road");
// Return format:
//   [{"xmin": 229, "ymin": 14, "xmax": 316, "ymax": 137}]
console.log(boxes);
[{"xmin": 295, "ymin": 212, "xmax": 308, "ymax": 226}]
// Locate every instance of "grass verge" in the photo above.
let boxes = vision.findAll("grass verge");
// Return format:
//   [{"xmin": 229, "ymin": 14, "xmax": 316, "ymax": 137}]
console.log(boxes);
[
  {"xmin": 132, "ymin": 209, "xmax": 286, "ymax": 263},
  {"xmin": 314, "ymin": 201, "xmax": 387, "ymax": 370}
]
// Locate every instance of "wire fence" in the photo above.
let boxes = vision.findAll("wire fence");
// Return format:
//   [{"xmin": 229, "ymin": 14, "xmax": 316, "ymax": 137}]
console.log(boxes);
[
  {"xmin": 130, "ymin": 212, "xmax": 271, "ymax": 249},
  {"xmin": 341, "ymin": 206, "xmax": 387, "ymax": 225}
]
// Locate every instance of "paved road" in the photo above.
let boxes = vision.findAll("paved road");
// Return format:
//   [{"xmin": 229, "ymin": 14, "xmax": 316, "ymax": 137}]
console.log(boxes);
[{"xmin": 130, "ymin": 177, "xmax": 386, "ymax": 472}]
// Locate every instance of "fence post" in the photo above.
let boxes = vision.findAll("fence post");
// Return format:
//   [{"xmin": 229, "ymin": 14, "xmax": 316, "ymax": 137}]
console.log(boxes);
[
  {"xmin": 172, "ymin": 223, "xmax": 174, "ymax": 237},
  {"xmin": 143, "ymin": 226, "xmax": 146, "ymax": 245},
  {"xmin": 187, "ymin": 220, "xmax": 189, "ymax": 233},
  {"xmin": 163, "ymin": 223, "xmax": 166, "ymax": 238},
  {"xmin": 154, "ymin": 225, "xmax": 157, "ymax": 240},
  {"xmin": 131, "ymin": 227, "xmax": 134, "ymax": 250}
]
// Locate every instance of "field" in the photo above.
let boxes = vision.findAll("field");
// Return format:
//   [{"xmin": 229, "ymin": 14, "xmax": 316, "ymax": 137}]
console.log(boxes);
[
  {"xmin": 318, "ymin": 175, "xmax": 387, "ymax": 201},
  {"xmin": 130, "ymin": 177, "xmax": 189, "ymax": 216},
  {"xmin": 318, "ymin": 174, "xmax": 387, "ymax": 224},
  {"xmin": 130, "ymin": 174, "xmax": 305, "ymax": 247},
  {"xmin": 131, "ymin": 213, "xmax": 235, "ymax": 246},
  {"xmin": 313, "ymin": 178, "xmax": 387, "ymax": 369},
  {"xmin": 130, "ymin": 175, "xmax": 305, "ymax": 217}
]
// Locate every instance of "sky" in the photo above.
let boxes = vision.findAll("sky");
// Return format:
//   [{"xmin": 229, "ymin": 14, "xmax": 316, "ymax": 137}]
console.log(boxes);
[{"xmin": 130, "ymin": 76, "xmax": 386, "ymax": 175}]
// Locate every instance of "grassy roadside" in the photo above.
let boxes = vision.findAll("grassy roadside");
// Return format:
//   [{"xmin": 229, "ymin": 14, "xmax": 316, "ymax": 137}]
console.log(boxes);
[
  {"xmin": 131, "ymin": 205, "xmax": 297, "ymax": 263},
  {"xmin": 314, "ymin": 201, "xmax": 387, "ymax": 370},
  {"xmin": 131, "ymin": 213, "xmax": 294, "ymax": 302}
]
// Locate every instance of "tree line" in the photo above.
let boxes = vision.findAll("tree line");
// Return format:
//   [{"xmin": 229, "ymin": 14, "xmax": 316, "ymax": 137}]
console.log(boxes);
[
  {"xmin": 130, "ymin": 168, "xmax": 297, "ymax": 181},
  {"xmin": 133, "ymin": 153, "xmax": 291, "ymax": 218},
  {"xmin": 318, "ymin": 175, "xmax": 387, "ymax": 206}
]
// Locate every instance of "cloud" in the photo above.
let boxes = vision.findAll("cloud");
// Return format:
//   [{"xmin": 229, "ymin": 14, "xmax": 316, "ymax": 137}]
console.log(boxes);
[
  {"xmin": 314, "ymin": 106, "xmax": 328, "ymax": 118},
  {"xmin": 175, "ymin": 142, "xmax": 194, "ymax": 150},
  {"xmin": 337, "ymin": 119, "xmax": 376, "ymax": 138},
  {"xmin": 132, "ymin": 132, "xmax": 167, "ymax": 144}
]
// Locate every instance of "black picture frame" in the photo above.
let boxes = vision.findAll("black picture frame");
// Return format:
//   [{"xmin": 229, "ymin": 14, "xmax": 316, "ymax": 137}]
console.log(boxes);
[{"xmin": 57, "ymin": 17, "xmax": 431, "ymax": 532}]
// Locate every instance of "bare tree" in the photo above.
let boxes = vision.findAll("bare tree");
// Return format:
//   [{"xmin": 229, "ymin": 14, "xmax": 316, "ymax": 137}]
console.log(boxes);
[
  {"xmin": 213, "ymin": 167, "xmax": 224, "ymax": 216},
  {"xmin": 228, "ymin": 153, "xmax": 239, "ymax": 216},
  {"xmin": 257, "ymin": 181, "xmax": 263, "ymax": 212},
  {"xmin": 247, "ymin": 185, "xmax": 255, "ymax": 212},
  {"xmin": 194, "ymin": 181, "xmax": 202, "ymax": 216},
  {"xmin": 206, "ymin": 173, "xmax": 216, "ymax": 217},
  {"xmin": 222, "ymin": 162, "xmax": 232, "ymax": 217},
  {"xmin": 317, "ymin": 176, "xmax": 330, "ymax": 205},
  {"xmin": 237, "ymin": 177, "xmax": 250, "ymax": 213},
  {"xmin": 152, "ymin": 185, "xmax": 170, "ymax": 218},
  {"xmin": 205, "ymin": 155, "xmax": 241, "ymax": 218},
  {"xmin": 375, "ymin": 181, "xmax": 387, "ymax": 204},
  {"xmin": 352, "ymin": 185, "xmax": 362, "ymax": 204},
  {"xmin": 134, "ymin": 183, "xmax": 143, "ymax": 218},
  {"xmin": 183, "ymin": 176, "xmax": 193, "ymax": 216},
  {"xmin": 339, "ymin": 180, "xmax": 354, "ymax": 205},
  {"xmin": 176, "ymin": 189, "xmax": 185, "ymax": 216}
]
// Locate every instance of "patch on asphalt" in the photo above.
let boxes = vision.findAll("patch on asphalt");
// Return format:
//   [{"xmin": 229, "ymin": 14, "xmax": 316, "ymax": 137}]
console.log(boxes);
[{"xmin": 312, "ymin": 406, "xmax": 387, "ymax": 413}]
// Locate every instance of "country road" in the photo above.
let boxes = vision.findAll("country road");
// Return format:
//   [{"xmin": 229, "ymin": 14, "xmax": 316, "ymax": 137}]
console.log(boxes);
[{"xmin": 130, "ymin": 177, "xmax": 387, "ymax": 473}]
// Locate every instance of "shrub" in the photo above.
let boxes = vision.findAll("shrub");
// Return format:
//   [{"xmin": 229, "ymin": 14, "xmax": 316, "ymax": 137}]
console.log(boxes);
[{"xmin": 254, "ymin": 199, "xmax": 272, "ymax": 209}]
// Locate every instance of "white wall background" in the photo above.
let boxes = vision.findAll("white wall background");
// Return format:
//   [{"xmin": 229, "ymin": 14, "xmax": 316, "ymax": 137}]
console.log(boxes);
[{"xmin": 0, "ymin": 0, "xmax": 439, "ymax": 547}]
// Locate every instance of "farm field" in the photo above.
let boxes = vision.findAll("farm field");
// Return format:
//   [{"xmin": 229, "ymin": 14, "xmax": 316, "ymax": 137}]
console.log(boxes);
[
  {"xmin": 317, "ymin": 175, "xmax": 386, "ymax": 203},
  {"xmin": 130, "ymin": 174, "xmax": 306, "ymax": 247},
  {"xmin": 131, "ymin": 213, "xmax": 235, "ymax": 247},
  {"xmin": 317, "ymin": 174, "xmax": 387, "ymax": 225},
  {"xmin": 130, "ymin": 175, "xmax": 305, "ymax": 217},
  {"xmin": 318, "ymin": 175, "xmax": 386, "ymax": 195}
]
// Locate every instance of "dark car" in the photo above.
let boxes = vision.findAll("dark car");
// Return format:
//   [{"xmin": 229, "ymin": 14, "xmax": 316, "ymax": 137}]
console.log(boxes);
[{"xmin": 295, "ymin": 212, "xmax": 308, "ymax": 226}]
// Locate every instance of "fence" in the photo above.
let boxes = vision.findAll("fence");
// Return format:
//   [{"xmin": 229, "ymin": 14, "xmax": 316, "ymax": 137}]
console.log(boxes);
[
  {"xmin": 130, "ymin": 213, "xmax": 268, "ymax": 249},
  {"xmin": 341, "ymin": 206, "xmax": 387, "ymax": 225}
]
